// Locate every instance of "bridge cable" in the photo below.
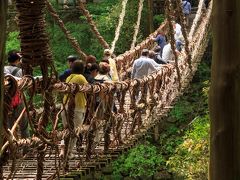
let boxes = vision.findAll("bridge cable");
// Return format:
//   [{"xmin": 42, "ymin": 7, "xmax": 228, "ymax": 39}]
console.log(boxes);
[
  {"xmin": 175, "ymin": 0, "xmax": 192, "ymax": 70},
  {"xmin": 130, "ymin": 0, "xmax": 144, "ymax": 50},
  {"xmin": 189, "ymin": 0, "xmax": 205, "ymax": 40},
  {"xmin": 77, "ymin": 0, "xmax": 110, "ymax": 49},
  {"xmin": 46, "ymin": 0, "xmax": 87, "ymax": 60},
  {"xmin": 165, "ymin": 0, "xmax": 181, "ymax": 89},
  {"xmin": 110, "ymin": 0, "xmax": 128, "ymax": 53}
]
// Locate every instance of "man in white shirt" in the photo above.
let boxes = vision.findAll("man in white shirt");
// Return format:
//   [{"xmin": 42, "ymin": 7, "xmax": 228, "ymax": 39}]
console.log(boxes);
[
  {"xmin": 172, "ymin": 21, "xmax": 184, "ymax": 52},
  {"xmin": 174, "ymin": 22, "xmax": 183, "ymax": 41},
  {"xmin": 162, "ymin": 43, "xmax": 180, "ymax": 63},
  {"xmin": 131, "ymin": 49, "xmax": 161, "ymax": 79},
  {"xmin": 131, "ymin": 49, "xmax": 161, "ymax": 103}
]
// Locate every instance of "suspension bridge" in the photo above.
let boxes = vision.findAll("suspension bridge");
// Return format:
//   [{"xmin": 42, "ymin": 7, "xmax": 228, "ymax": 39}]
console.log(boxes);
[{"xmin": 2, "ymin": 0, "xmax": 212, "ymax": 179}]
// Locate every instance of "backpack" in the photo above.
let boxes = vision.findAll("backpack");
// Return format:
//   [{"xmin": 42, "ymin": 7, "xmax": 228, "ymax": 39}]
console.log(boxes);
[{"xmin": 10, "ymin": 67, "xmax": 22, "ymax": 108}]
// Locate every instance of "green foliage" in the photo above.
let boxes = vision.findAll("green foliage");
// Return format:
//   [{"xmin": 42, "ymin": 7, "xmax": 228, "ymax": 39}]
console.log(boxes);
[
  {"xmin": 169, "ymin": 100, "xmax": 193, "ymax": 123},
  {"xmin": 159, "ymin": 125, "xmax": 184, "ymax": 155},
  {"xmin": 163, "ymin": 60, "xmax": 211, "ymax": 179},
  {"xmin": 47, "ymin": 0, "xmax": 146, "ymax": 70},
  {"xmin": 6, "ymin": 31, "xmax": 20, "ymax": 55},
  {"xmin": 112, "ymin": 142, "xmax": 165, "ymax": 177},
  {"xmin": 166, "ymin": 115, "xmax": 210, "ymax": 180},
  {"xmin": 86, "ymin": 0, "xmax": 118, "ymax": 15},
  {"xmin": 49, "ymin": 22, "xmax": 92, "ymax": 62},
  {"xmin": 153, "ymin": 14, "xmax": 165, "ymax": 29}
]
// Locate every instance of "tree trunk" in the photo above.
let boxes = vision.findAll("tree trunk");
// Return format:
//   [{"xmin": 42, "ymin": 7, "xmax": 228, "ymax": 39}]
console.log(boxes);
[
  {"xmin": 0, "ymin": 0, "xmax": 8, "ymax": 149},
  {"xmin": 147, "ymin": 0, "xmax": 154, "ymax": 33},
  {"xmin": 209, "ymin": 0, "xmax": 240, "ymax": 179}
]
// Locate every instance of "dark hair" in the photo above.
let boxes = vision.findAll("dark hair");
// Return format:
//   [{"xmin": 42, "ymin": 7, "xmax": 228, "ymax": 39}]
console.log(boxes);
[
  {"xmin": 88, "ymin": 63, "xmax": 99, "ymax": 72},
  {"xmin": 154, "ymin": 46, "xmax": 161, "ymax": 53},
  {"xmin": 99, "ymin": 62, "xmax": 110, "ymax": 75},
  {"xmin": 148, "ymin": 51, "xmax": 156, "ymax": 59},
  {"xmin": 67, "ymin": 55, "xmax": 78, "ymax": 63},
  {"xmin": 72, "ymin": 60, "xmax": 85, "ymax": 74},
  {"xmin": 86, "ymin": 55, "xmax": 97, "ymax": 64},
  {"xmin": 8, "ymin": 50, "xmax": 21, "ymax": 63},
  {"xmin": 141, "ymin": 49, "xmax": 149, "ymax": 56}
]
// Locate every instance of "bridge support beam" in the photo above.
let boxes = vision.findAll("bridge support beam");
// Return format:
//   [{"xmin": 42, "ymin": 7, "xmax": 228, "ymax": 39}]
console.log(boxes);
[
  {"xmin": 0, "ymin": 0, "xmax": 8, "ymax": 149},
  {"xmin": 210, "ymin": 0, "xmax": 240, "ymax": 179}
]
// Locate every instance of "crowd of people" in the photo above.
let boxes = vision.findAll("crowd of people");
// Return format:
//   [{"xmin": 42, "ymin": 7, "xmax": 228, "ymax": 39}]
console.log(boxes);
[{"xmin": 3, "ymin": 0, "xmax": 197, "ymax": 159}]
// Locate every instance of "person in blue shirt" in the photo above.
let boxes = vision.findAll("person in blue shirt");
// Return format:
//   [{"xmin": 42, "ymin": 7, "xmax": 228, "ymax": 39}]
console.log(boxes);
[
  {"xmin": 182, "ymin": 0, "xmax": 191, "ymax": 27},
  {"xmin": 151, "ymin": 30, "xmax": 167, "ymax": 57},
  {"xmin": 59, "ymin": 55, "xmax": 78, "ymax": 82}
]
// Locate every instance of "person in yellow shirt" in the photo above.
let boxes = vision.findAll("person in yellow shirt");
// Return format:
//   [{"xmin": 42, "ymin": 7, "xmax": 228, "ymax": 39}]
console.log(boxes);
[
  {"xmin": 103, "ymin": 49, "xmax": 119, "ymax": 82},
  {"xmin": 60, "ymin": 60, "xmax": 88, "ymax": 159}
]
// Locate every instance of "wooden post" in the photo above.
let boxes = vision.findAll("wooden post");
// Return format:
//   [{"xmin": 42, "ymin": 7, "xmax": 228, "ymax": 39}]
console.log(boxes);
[
  {"xmin": 147, "ymin": 0, "xmax": 154, "ymax": 33},
  {"xmin": 0, "ymin": 0, "xmax": 8, "ymax": 149},
  {"xmin": 209, "ymin": 0, "xmax": 240, "ymax": 179}
]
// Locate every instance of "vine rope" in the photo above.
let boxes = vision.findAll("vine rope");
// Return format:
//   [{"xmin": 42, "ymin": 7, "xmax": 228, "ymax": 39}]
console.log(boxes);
[
  {"xmin": 130, "ymin": 0, "xmax": 144, "ymax": 50},
  {"xmin": 188, "ymin": 0, "xmax": 205, "ymax": 40},
  {"xmin": 46, "ymin": 0, "xmax": 87, "ymax": 60},
  {"xmin": 166, "ymin": 0, "xmax": 181, "ymax": 89},
  {"xmin": 77, "ymin": 0, "xmax": 110, "ymax": 49},
  {"xmin": 110, "ymin": 0, "xmax": 128, "ymax": 53},
  {"xmin": 175, "ymin": 0, "xmax": 192, "ymax": 70}
]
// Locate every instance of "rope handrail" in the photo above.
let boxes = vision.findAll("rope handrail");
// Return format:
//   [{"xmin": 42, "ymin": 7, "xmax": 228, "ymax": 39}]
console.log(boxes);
[
  {"xmin": 188, "ymin": 0, "xmax": 205, "ymax": 40},
  {"xmin": 4, "ymin": 6, "xmax": 211, "ymax": 147},
  {"xmin": 12, "ymin": 3, "xmax": 211, "ymax": 95}
]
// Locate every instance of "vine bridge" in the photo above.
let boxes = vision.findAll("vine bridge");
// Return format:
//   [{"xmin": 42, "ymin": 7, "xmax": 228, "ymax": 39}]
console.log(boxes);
[{"xmin": 2, "ymin": 0, "xmax": 212, "ymax": 179}]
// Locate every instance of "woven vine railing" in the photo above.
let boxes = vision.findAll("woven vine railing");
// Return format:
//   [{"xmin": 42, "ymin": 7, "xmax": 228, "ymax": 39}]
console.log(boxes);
[{"xmin": 2, "ymin": 0, "xmax": 212, "ymax": 179}]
